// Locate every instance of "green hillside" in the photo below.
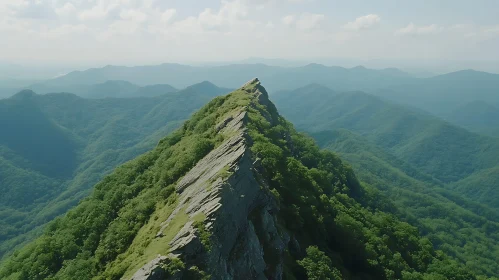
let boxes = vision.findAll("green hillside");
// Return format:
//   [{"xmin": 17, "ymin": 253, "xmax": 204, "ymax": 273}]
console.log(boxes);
[
  {"xmin": 28, "ymin": 80, "xmax": 178, "ymax": 99},
  {"xmin": 32, "ymin": 63, "xmax": 413, "ymax": 92},
  {"xmin": 0, "ymin": 79, "xmax": 475, "ymax": 280},
  {"xmin": 446, "ymin": 101, "xmax": 499, "ymax": 137},
  {"xmin": 272, "ymin": 84, "xmax": 499, "ymax": 276},
  {"xmin": 0, "ymin": 83, "xmax": 229, "ymax": 258},
  {"xmin": 451, "ymin": 166, "xmax": 499, "ymax": 209},
  {"xmin": 375, "ymin": 70, "xmax": 499, "ymax": 132},
  {"xmin": 273, "ymin": 84, "xmax": 499, "ymax": 184},
  {"xmin": 310, "ymin": 129, "xmax": 499, "ymax": 276}
]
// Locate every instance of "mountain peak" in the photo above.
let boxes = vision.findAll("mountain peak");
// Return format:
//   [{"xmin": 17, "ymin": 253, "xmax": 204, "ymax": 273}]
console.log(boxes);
[
  {"xmin": 10, "ymin": 89, "xmax": 37, "ymax": 100},
  {"xmin": 242, "ymin": 77, "xmax": 260, "ymax": 87},
  {"xmin": 0, "ymin": 79, "xmax": 474, "ymax": 280}
]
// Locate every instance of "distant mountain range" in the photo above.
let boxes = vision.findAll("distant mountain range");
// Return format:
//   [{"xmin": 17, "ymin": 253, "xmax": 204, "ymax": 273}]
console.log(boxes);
[
  {"xmin": 26, "ymin": 80, "xmax": 177, "ymax": 99},
  {"xmin": 271, "ymin": 84, "xmax": 499, "ymax": 276},
  {"xmin": 0, "ymin": 79, "xmax": 481, "ymax": 280},
  {"xmin": 5, "ymin": 64, "xmax": 495, "ymax": 138},
  {"xmin": 273, "ymin": 84, "xmax": 499, "ymax": 191},
  {"xmin": 0, "ymin": 81, "xmax": 230, "ymax": 257},
  {"xmin": 2, "ymin": 63, "xmax": 499, "ymax": 137},
  {"xmin": 447, "ymin": 100, "xmax": 499, "ymax": 137},
  {"xmin": 26, "ymin": 63, "xmax": 413, "ymax": 93},
  {"xmin": 375, "ymin": 69, "xmax": 499, "ymax": 116},
  {"xmin": 1, "ymin": 77, "xmax": 499, "ymax": 277}
]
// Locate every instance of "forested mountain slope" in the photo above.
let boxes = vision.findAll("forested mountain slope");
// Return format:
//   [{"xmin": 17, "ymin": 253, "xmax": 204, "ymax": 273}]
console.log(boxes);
[
  {"xmin": 273, "ymin": 84, "xmax": 499, "ymax": 276},
  {"xmin": 24, "ymin": 64, "xmax": 499, "ymax": 136},
  {"xmin": 0, "ymin": 82, "xmax": 229, "ymax": 258},
  {"xmin": 274, "ymin": 84, "xmax": 499, "ymax": 185},
  {"xmin": 27, "ymin": 80, "xmax": 178, "ymax": 99},
  {"xmin": 0, "ymin": 79, "xmax": 476, "ymax": 280},
  {"xmin": 375, "ymin": 70, "xmax": 499, "ymax": 134},
  {"xmin": 310, "ymin": 129, "xmax": 499, "ymax": 276},
  {"xmin": 446, "ymin": 101, "xmax": 499, "ymax": 137},
  {"xmin": 33, "ymin": 63, "xmax": 413, "ymax": 93}
]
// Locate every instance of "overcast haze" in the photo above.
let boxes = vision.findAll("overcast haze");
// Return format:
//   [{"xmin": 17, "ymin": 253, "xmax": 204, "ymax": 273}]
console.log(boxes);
[{"xmin": 1, "ymin": 0, "xmax": 499, "ymax": 71}]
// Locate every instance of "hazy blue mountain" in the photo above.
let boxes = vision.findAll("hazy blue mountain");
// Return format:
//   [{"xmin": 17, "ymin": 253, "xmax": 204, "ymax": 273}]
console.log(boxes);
[
  {"xmin": 0, "ymin": 79, "xmax": 40, "ymax": 99},
  {"xmin": 272, "ymin": 84, "xmax": 499, "ymax": 275},
  {"xmin": 83, "ymin": 80, "xmax": 140, "ymax": 98},
  {"xmin": 0, "ymin": 90, "xmax": 79, "ymax": 178},
  {"xmin": 0, "ymin": 79, "xmax": 479, "ymax": 279},
  {"xmin": 34, "ymin": 63, "xmax": 413, "ymax": 93},
  {"xmin": 377, "ymin": 70, "xmax": 499, "ymax": 118},
  {"xmin": 0, "ymin": 82, "xmax": 228, "ymax": 258},
  {"xmin": 37, "ymin": 64, "xmax": 499, "ymax": 135},
  {"xmin": 272, "ymin": 84, "xmax": 499, "ymax": 199},
  {"xmin": 451, "ymin": 166, "xmax": 499, "ymax": 209},
  {"xmin": 307, "ymin": 128, "xmax": 499, "ymax": 276},
  {"xmin": 446, "ymin": 100, "xmax": 499, "ymax": 137},
  {"xmin": 27, "ymin": 80, "xmax": 177, "ymax": 99},
  {"xmin": 134, "ymin": 84, "xmax": 178, "ymax": 97},
  {"xmin": 28, "ymin": 64, "xmax": 499, "ymax": 137}
]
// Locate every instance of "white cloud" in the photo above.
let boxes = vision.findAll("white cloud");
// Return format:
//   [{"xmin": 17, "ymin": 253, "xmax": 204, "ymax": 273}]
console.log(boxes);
[
  {"xmin": 120, "ymin": 9, "xmax": 148, "ymax": 23},
  {"xmin": 483, "ymin": 25, "xmax": 499, "ymax": 36},
  {"xmin": 168, "ymin": 0, "xmax": 264, "ymax": 33},
  {"xmin": 79, "ymin": 5, "xmax": 109, "ymax": 21},
  {"xmin": 282, "ymin": 15, "xmax": 295, "ymax": 25},
  {"xmin": 0, "ymin": 0, "xmax": 498, "ymax": 64},
  {"xmin": 160, "ymin": 9, "xmax": 176, "ymax": 23},
  {"xmin": 7, "ymin": 0, "xmax": 56, "ymax": 19},
  {"xmin": 343, "ymin": 14, "xmax": 381, "ymax": 30},
  {"xmin": 55, "ymin": 3, "xmax": 76, "ymax": 17},
  {"xmin": 296, "ymin": 13, "xmax": 324, "ymax": 30},
  {"xmin": 395, "ymin": 23, "xmax": 443, "ymax": 35},
  {"xmin": 41, "ymin": 24, "xmax": 88, "ymax": 38}
]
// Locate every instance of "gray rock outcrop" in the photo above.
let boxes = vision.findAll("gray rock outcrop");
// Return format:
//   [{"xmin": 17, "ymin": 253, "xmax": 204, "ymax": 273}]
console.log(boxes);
[{"xmin": 131, "ymin": 78, "xmax": 289, "ymax": 280}]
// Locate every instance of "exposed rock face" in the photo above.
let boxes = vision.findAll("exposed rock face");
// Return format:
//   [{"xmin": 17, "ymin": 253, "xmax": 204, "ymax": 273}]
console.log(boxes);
[{"xmin": 131, "ymin": 78, "xmax": 289, "ymax": 280}]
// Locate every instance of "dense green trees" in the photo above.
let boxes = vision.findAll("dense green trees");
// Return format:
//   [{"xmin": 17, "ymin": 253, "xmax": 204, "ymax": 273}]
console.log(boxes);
[
  {"xmin": 0, "ymin": 81, "xmax": 480, "ymax": 279},
  {"xmin": 0, "ymin": 82, "xmax": 229, "ymax": 258},
  {"xmin": 244, "ymin": 86, "xmax": 478, "ymax": 279},
  {"xmin": 272, "ymin": 85, "xmax": 499, "ymax": 277},
  {"xmin": 447, "ymin": 101, "xmax": 499, "ymax": 137},
  {"xmin": 298, "ymin": 246, "xmax": 342, "ymax": 280},
  {"xmin": 373, "ymin": 70, "xmax": 499, "ymax": 127},
  {"xmin": 273, "ymin": 85, "xmax": 499, "ymax": 184},
  {"xmin": 0, "ymin": 92, "xmax": 235, "ymax": 279}
]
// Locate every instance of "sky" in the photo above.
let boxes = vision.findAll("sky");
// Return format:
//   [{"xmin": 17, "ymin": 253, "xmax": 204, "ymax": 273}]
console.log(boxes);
[{"xmin": 1, "ymin": 0, "xmax": 499, "ymax": 68}]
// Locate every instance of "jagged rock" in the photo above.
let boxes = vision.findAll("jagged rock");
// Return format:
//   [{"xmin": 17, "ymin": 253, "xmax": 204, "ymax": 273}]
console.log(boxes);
[{"xmin": 131, "ymin": 79, "xmax": 289, "ymax": 280}]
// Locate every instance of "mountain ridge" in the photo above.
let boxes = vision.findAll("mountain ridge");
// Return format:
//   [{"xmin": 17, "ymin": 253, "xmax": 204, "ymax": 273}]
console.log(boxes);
[
  {"xmin": 273, "ymin": 84, "xmax": 499, "ymax": 184},
  {"xmin": 0, "ymin": 82, "xmax": 230, "ymax": 259},
  {"xmin": 0, "ymin": 79, "xmax": 475, "ymax": 279},
  {"xmin": 272, "ymin": 84, "xmax": 499, "ymax": 276},
  {"xmin": 30, "ymin": 63, "xmax": 414, "ymax": 93}
]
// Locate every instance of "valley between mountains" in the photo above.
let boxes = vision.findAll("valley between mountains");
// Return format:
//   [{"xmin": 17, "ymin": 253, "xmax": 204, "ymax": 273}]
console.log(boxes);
[{"xmin": 0, "ymin": 77, "xmax": 498, "ymax": 279}]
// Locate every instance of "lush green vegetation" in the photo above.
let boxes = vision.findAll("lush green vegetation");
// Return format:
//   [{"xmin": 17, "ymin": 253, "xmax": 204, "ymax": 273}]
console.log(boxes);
[
  {"xmin": 0, "ymin": 90, "xmax": 237, "ymax": 279},
  {"xmin": 374, "ymin": 70, "xmax": 499, "ymax": 122},
  {"xmin": 29, "ymin": 80, "xmax": 178, "ymax": 99},
  {"xmin": 451, "ymin": 166, "xmax": 499, "ymax": 209},
  {"xmin": 0, "ymin": 82, "xmax": 229, "ymax": 258},
  {"xmin": 245, "ymin": 88, "xmax": 478, "ymax": 279},
  {"xmin": 298, "ymin": 246, "xmax": 342, "ymax": 280},
  {"xmin": 0, "ymin": 80, "xmax": 480, "ymax": 279},
  {"xmin": 310, "ymin": 129, "xmax": 499, "ymax": 277},
  {"xmin": 34, "ymin": 63, "xmax": 414, "ymax": 93},
  {"xmin": 272, "ymin": 84, "xmax": 499, "ymax": 277},
  {"xmin": 273, "ymin": 84, "xmax": 499, "ymax": 203},
  {"xmin": 447, "ymin": 101, "xmax": 499, "ymax": 137}
]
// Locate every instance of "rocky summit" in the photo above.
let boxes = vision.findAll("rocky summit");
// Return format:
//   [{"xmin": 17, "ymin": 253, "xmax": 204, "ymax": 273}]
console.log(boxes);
[
  {"xmin": 0, "ymin": 79, "xmax": 476, "ymax": 280},
  {"xmin": 132, "ymin": 78, "xmax": 285, "ymax": 279}
]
